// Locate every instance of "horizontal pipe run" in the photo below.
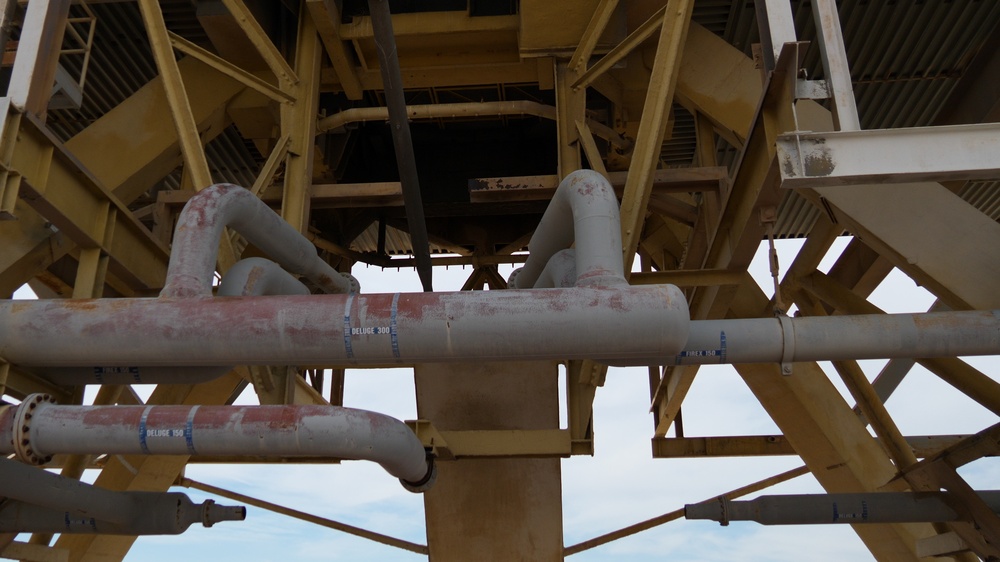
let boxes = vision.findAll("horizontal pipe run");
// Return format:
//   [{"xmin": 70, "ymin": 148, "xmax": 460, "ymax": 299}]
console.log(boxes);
[
  {"xmin": 0, "ymin": 497, "xmax": 245, "ymax": 535},
  {"xmin": 315, "ymin": 100, "xmax": 629, "ymax": 150},
  {"xmin": 162, "ymin": 184, "xmax": 356, "ymax": 298},
  {"xmin": 0, "ymin": 402, "xmax": 432, "ymax": 486},
  {"xmin": 0, "ymin": 285, "xmax": 690, "ymax": 367},
  {"xmin": 686, "ymin": 492, "xmax": 1000, "ymax": 525},
  {"xmin": 662, "ymin": 310, "xmax": 1000, "ymax": 366}
]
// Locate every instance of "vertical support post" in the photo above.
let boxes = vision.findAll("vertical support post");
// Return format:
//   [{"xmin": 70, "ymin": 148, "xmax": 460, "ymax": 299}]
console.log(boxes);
[
  {"xmin": 811, "ymin": 0, "xmax": 860, "ymax": 131},
  {"xmin": 555, "ymin": 62, "xmax": 584, "ymax": 178},
  {"xmin": 618, "ymin": 0, "xmax": 694, "ymax": 274},
  {"xmin": 753, "ymin": 0, "xmax": 797, "ymax": 73},
  {"xmin": 71, "ymin": 205, "xmax": 115, "ymax": 299},
  {"xmin": 280, "ymin": 7, "xmax": 321, "ymax": 235}
]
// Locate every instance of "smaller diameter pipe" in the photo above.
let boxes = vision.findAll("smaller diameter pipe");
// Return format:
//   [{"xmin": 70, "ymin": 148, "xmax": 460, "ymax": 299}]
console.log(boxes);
[
  {"xmin": 0, "ymin": 497, "xmax": 245, "ymax": 535},
  {"xmin": 0, "ymin": 402, "xmax": 432, "ymax": 487},
  {"xmin": 512, "ymin": 170, "xmax": 626, "ymax": 289},
  {"xmin": 315, "ymin": 101, "xmax": 629, "ymax": 151},
  {"xmin": 663, "ymin": 310, "xmax": 1000, "ymax": 366},
  {"xmin": 162, "ymin": 183, "xmax": 356, "ymax": 298},
  {"xmin": 686, "ymin": 492, "xmax": 1000, "ymax": 525},
  {"xmin": 218, "ymin": 257, "xmax": 310, "ymax": 297}
]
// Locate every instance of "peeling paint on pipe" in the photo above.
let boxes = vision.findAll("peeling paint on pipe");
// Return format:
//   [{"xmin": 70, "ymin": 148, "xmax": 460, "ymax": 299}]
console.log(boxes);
[
  {"xmin": 511, "ymin": 170, "xmax": 626, "ymax": 289},
  {"xmin": 0, "ymin": 285, "xmax": 690, "ymax": 367},
  {"xmin": 0, "ymin": 401, "xmax": 432, "ymax": 485},
  {"xmin": 161, "ymin": 183, "xmax": 356, "ymax": 298}
]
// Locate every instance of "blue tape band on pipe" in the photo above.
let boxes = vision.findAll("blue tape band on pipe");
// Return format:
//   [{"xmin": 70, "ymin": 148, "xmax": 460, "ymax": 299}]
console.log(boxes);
[
  {"xmin": 343, "ymin": 293, "xmax": 355, "ymax": 359},
  {"xmin": 390, "ymin": 292, "xmax": 401, "ymax": 360},
  {"xmin": 138, "ymin": 406, "xmax": 153, "ymax": 454},
  {"xmin": 185, "ymin": 406, "xmax": 199, "ymax": 455}
]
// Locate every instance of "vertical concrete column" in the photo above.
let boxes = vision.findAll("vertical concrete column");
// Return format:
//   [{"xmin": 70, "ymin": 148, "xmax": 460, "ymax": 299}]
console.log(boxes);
[{"xmin": 415, "ymin": 361, "xmax": 563, "ymax": 561}]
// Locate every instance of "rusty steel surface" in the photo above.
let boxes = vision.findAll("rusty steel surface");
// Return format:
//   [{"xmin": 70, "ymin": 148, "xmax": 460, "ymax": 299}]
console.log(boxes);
[
  {"xmin": 0, "ymin": 401, "xmax": 430, "ymax": 483},
  {"xmin": 0, "ymin": 284, "xmax": 690, "ymax": 367},
  {"xmin": 162, "ymin": 183, "xmax": 354, "ymax": 298}
]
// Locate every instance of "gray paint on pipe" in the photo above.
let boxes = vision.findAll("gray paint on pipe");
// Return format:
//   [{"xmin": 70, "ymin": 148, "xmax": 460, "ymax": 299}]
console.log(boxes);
[
  {"xmin": 0, "ymin": 457, "xmax": 245, "ymax": 533},
  {"xmin": 0, "ymin": 285, "xmax": 690, "ymax": 367},
  {"xmin": 218, "ymin": 257, "xmax": 311, "ymax": 297},
  {"xmin": 161, "ymin": 183, "xmax": 356, "ymax": 298},
  {"xmin": 0, "ymin": 402, "xmax": 432, "ymax": 484},
  {"xmin": 660, "ymin": 310, "xmax": 1000, "ymax": 366},
  {"xmin": 686, "ymin": 491, "xmax": 1000, "ymax": 525},
  {"xmin": 512, "ymin": 170, "xmax": 626, "ymax": 289},
  {"xmin": 0, "ymin": 497, "xmax": 245, "ymax": 535}
]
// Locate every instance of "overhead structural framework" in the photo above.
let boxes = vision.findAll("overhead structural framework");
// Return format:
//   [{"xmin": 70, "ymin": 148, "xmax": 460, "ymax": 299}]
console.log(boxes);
[{"xmin": 0, "ymin": 1, "xmax": 999, "ymax": 561}]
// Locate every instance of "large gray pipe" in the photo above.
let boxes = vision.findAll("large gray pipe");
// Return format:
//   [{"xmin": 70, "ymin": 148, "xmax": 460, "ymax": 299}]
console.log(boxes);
[
  {"xmin": 660, "ymin": 311, "xmax": 1000, "ymax": 366},
  {"xmin": 510, "ymin": 170, "xmax": 625, "ymax": 289},
  {"xmin": 0, "ymin": 458, "xmax": 245, "ymax": 532},
  {"xmin": 686, "ymin": 492, "xmax": 1000, "ymax": 525},
  {"xmin": 0, "ymin": 395, "xmax": 434, "ymax": 491},
  {"xmin": 35, "ymin": 258, "xmax": 309, "ymax": 386},
  {"xmin": 0, "ymin": 285, "xmax": 690, "ymax": 367},
  {"xmin": 161, "ymin": 183, "xmax": 357, "ymax": 298}
]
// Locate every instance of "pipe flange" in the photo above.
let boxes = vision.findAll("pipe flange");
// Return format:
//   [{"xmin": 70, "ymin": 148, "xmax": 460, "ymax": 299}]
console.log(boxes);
[
  {"xmin": 400, "ymin": 456, "xmax": 437, "ymax": 493},
  {"xmin": 13, "ymin": 393, "xmax": 55, "ymax": 465},
  {"xmin": 507, "ymin": 268, "xmax": 523, "ymax": 289},
  {"xmin": 341, "ymin": 272, "xmax": 361, "ymax": 294}
]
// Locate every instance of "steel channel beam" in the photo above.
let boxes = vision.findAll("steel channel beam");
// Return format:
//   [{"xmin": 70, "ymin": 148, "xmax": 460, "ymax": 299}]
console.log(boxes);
[
  {"xmin": 777, "ymin": 123, "xmax": 1000, "ymax": 188},
  {"xmin": 12, "ymin": 113, "xmax": 168, "ymax": 292}
]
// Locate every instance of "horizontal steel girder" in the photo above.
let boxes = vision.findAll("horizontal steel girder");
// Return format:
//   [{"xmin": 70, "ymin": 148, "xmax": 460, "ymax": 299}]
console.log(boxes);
[{"xmin": 777, "ymin": 123, "xmax": 1000, "ymax": 188}]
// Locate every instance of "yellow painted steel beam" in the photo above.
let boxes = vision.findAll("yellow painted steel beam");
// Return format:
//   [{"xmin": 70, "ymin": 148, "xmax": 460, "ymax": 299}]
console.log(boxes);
[
  {"xmin": 619, "ymin": 0, "xmax": 693, "ymax": 275},
  {"xmin": 568, "ymin": 0, "xmax": 619, "ymax": 72},
  {"xmin": 571, "ymin": 5, "xmax": 665, "ymax": 92},
  {"xmin": 0, "ymin": 541, "xmax": 68, "ymax": 562},
  {"xmin": 650, "ymin": 435, "xmax": 971, "ymax": 459},
  {"xmin": 65, "ymin": 57, "xmax": 246, "ymax": 204},
  {"xmin": 0, "ymin": 203, "xmax": 71, "ymax": 297},
  {"xmin": 729, "ymin": 284, "xmax": 936, "ymax": 562},
  {"xmin": 280, "ymin": 8, "xmax": 322, "ymax": 234},
  {"xmin": 679, "ymin": 23, "xmax": 1000, "ymax": 312},
  {"xmin": 219, "ymin": 0, "xmax": 297, "ymax": 86},
  {"xmin": 305, "ymin": 0, "xmax": 363, "ymax": 100},
  {"xmin": 555, "ymin": 63, "xmax": 584, "ymax": 177},
  {"xmin": 335, "ymin": 60, "xmax": 540, "ymax": 91},
  {"xmin": 167, "ymin": 31, "xmax": 294, "ymax": 104},
  {"xmin": 138, "ymin": 0, "xmax": 211, "ymax": 190},
  {"xmin": 13, "ymin": 113, "xmax": 169, "ymax": 292},
  {"xmin": 341, "ymin": 11, "xmax": 518, "ymax": 39},
  {"xmin": 797, "ymin": 270, "xmax": 1000, "ymax": 416}
]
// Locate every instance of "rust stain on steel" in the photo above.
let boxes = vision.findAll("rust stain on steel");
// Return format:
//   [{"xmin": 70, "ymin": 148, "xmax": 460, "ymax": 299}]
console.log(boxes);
[{"xmin": 803, "ymin": 142, "xmax": 836, "ymax": 178}]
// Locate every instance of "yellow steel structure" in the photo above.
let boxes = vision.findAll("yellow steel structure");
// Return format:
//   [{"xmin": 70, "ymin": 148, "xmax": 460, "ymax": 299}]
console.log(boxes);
[{"xmin": 0, "ymin": 1, "xmax": 998, "ymax": 560}]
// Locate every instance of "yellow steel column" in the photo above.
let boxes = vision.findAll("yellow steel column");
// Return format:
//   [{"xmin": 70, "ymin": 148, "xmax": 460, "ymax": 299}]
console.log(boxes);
[
  {"xmin": 280, "ymin": 8, "xmax": 321, "ymax": 234},
  {"xmin": 618, "ymin": 0, "xmax": 693, "ymax": 273}
]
